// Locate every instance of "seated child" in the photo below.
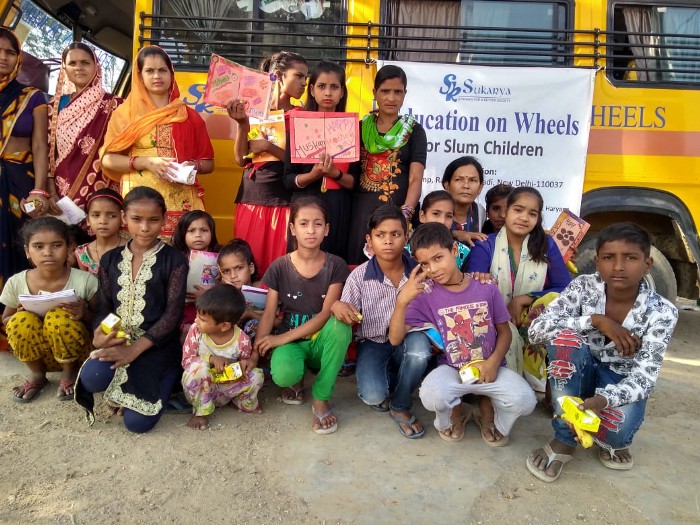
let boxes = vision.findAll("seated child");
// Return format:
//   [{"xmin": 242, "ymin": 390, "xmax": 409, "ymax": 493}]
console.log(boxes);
[
  {"xmin": 481, "ymin": 183, "xmax": 512, "ymax": 234},
  {"xmin": 181, "ymin": 284, "xmax": 264, "ymax": 430},
  {"xmin": 217, "ymin": 239, "xmax": 263, "ymax": 339},
  {"xmin": 412, "ymin": 190, "xmax": 470, "ymax": 271},
  {"xmin": 441, "ymin": 156, "xmax": 488, "ymax": 246},
  {"xmin": 526, "ymin": 222, "xmax": 678, "ymax": 481},
  {"xmin": 173, "ymin": 210, "xmax": 221, "ymax": 339},
  {"xmin": 331, "ymin": 204, "xmax": 431, "ymax": 439},
  {"xmin": 389, "ymin": 223, "xmax": 536, "ymax": 445},
  {"xmin": 1, "ymin": 217, "xmax": 97, "ymax": 402}
]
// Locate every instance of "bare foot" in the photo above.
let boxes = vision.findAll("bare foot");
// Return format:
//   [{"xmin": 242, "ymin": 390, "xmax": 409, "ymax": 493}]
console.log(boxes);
[
  {"xmin": 528, "ymin": 439, "xmax": 576, "ymax": 479},
  {"xmin": 311, "ymin": 398, "xmax": 337, "ymax": 433},
  {"xmin": 186, "ymin": 414, "xmax": 209, "ymax": 430}
]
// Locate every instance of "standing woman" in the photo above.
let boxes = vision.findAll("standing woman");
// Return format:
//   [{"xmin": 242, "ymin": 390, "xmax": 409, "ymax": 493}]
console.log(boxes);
[
  {"xmin": 227, "ymin": 51, "xmax": 307, "ymax": 275},
  {"xmin": 47, "ymin": 42, "xmax": 122, "ymax": 219},
  {"xmin": 100, "ymin": 46, "xmax": 214, "ymax": 239},
  {"xmin": 0, "ymin": 27, "xmax": 49, "ymax": 288},
  {"xmin": 346, "ymin": 65, "xmax": 427, "ymax": 265}
]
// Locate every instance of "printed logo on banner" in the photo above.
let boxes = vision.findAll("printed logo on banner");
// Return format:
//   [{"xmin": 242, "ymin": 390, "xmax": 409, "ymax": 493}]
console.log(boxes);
[{"xmin": 439, "ymin": 74, "xmax": 512, "ymax": 103}]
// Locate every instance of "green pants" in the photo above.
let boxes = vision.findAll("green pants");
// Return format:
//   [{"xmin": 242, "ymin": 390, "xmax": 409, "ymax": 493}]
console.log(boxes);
[{"xmin": 270, "ymin": 317, "xmax": 351, "ymax": 401}]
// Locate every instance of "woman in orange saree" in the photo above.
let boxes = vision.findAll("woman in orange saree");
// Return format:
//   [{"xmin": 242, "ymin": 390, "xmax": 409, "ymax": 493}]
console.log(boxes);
[{"xmin": 100, "ymin": 46, "xmax": 214, "ymax": 238}]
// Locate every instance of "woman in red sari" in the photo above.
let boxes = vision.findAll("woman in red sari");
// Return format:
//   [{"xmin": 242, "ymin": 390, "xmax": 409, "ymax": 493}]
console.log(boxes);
[
  {"xmin": 47, "ymin": 42, "xmax": 122, "ymax": 219},
  {"xmin": 100, "ymin": 46, "xmax": 214, "ymax": 238}
]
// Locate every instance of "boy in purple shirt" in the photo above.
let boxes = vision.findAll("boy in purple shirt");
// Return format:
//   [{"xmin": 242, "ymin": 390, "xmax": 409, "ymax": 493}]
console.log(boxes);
[{"xmin": 389, "ymin": 223, "xmax": 536, "ymax": 445}]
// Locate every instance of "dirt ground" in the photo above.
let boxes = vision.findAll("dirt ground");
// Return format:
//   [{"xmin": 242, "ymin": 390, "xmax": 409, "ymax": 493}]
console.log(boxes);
[{"xmin": 1, "ymin": 306, "xmax": 699, "ymax": 525}]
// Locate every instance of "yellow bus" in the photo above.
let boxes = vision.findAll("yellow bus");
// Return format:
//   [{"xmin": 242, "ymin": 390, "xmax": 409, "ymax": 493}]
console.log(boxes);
[{"xmin": 3, "ymin": 0, "xmax": 699, "ymax": 301}]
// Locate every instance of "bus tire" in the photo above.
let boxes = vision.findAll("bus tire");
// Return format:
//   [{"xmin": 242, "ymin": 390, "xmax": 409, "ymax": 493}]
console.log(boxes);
[{"xmin": 575, "ymin": 238, "xmax": 678, "ymax": 303}]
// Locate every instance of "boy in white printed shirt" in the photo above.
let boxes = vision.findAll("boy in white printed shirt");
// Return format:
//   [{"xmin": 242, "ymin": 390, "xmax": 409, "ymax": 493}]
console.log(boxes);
[{"xmin": 526, "ymin": 222, "xmax": 678, "ymax": 482}]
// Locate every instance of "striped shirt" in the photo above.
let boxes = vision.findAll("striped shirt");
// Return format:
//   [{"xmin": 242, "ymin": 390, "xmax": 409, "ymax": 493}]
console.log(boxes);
[{"xmin": 340, "ymin": 254, "xmax": 417, "ymax": 343}]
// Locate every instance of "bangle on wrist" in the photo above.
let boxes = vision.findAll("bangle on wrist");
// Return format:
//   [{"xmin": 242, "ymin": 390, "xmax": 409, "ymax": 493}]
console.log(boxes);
[
  {"xmin": 333, "ymin": 169, "xmax": 343, "ymax": 181},
  {"xmin": 29, "ymin": 189, "xmax": 50, "ymax": 198},
  {"xmin": 128, "ymin": 156, "xmax": 137, "ymax": 171},
  {"xmin": 400, "ymin": 204, "xmax": 415, "ymax": 220},
  {"xmin": 295, "ymin": 175, "xmax": 304, "ymax": 189}
]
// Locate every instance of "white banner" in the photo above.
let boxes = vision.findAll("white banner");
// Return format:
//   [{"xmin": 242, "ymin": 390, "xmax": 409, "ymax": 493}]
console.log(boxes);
[{"xmin": 382, "ymin": 61, "xmax": 595, "ymax": 227}]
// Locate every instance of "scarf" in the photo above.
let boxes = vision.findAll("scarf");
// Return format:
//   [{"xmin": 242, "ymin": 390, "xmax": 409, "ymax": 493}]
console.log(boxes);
[
  {"xmin": 491, "ymin": 227, "xmax": 547, "ymax": 304},
  {"xmin": 361, "ymin": 113, "xmax": 416, "ymax": 154},
  {"xmin": 100, "ymin": 47, "xmax": 188, "ymax": 181},
  {"xmin": 49, "ymin": 46, "xmax": 110, "ymax": 174}
]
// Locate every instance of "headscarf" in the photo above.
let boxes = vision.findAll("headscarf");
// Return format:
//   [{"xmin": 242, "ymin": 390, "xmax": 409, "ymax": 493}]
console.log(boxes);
[
  {"xmin": 100, "ymin": 46, "xmax": 188, "ymax": 180},
  {"xmin": 49, "ymin": 45, "xmax": 108, "ymax": 174}
]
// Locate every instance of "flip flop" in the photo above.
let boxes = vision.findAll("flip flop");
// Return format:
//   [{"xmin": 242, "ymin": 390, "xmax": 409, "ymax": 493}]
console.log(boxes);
[
  {"xmin": 598, "ymin": 448, "xmax": 634, "ymax": 470},
  {"xmin": 474, "ymin": 414, "xmax": 509, "ymax": 447},
  {"xmin": 57, "ymin": 379, "xmax": 75, "ymax": 401},
  {"xmin": 281, "ymin": 385, "xmax": 305, "ymax": 405},
  {"xmin": 526, "ymin": 443, "xmax": 574, "ymax": 482},
  {"xmin": 390, "ymin": 412, "xmax": 426, "ymax": 439},
  {"xmin": 163, "ymin": 395, "xmax": 193, "ymax": 414},
  {"xmin": 12, "ymin": 377, "xmax": 48, "ymax": 404},
  {"xmin": 312, "ymin": 407, "xmax": 338, "ymax": 435},
  {"xmin": 438, "ymin": 404, "xmax": 472, "ymax": 443}
]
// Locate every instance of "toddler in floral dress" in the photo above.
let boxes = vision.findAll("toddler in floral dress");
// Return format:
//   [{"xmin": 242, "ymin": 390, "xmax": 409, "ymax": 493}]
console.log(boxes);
[{"xmin": 181, "ymin": 284, "xmax": 264, "ymax": 430}]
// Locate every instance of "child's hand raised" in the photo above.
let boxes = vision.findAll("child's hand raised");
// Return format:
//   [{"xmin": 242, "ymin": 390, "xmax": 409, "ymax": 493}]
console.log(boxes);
[
  {"xmin": 591, "ymin": 314, "xmax": 641, "ymax": 356},
  {"xmin": 396, "ymin": 266, "xmax": 429, "ymax": 306},
  {"xmin": 331, "ymin": 300, "xmax": 362, "ymax": 325},
  {"xmin": 210, "ymin": 355, "xmax": 230, "ymax": 374}
]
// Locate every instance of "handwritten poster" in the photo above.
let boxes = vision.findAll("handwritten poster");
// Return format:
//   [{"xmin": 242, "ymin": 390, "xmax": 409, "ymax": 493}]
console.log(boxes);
[
  {"xmin": 288, "ymin": 111, "xmax": 359, "ymax": 163},
  {"xmin": 202, "ymin": 54, "xmax": 274, "ymax": 120},
  {"xmin": 247, "ymin": 110, "xmax": 286, "ymax": 164},
  {"xmin": 548, "ymin": 209, "xmax": 590, "ymax": 263}
]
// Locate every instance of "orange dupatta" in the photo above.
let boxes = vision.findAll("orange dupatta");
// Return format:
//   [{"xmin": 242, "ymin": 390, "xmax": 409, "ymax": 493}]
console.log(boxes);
[{"xmin": 100, "ymin": 49, "xmax": 188, "ymax": 182}]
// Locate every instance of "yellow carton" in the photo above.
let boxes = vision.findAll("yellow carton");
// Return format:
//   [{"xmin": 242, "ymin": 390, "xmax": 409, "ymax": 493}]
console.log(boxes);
[
  {"xmin": 100, "ymin": 313, "xmax": 128, "ymax": 340},
  {"xmin": 458, "ymin": 359, "xmax": 483, "ymax": 383},
  {"xmin": 211, "ymin": 362, "xmax": 243, "ymax": 383},
  {"xmin": 558, "ymin": 396, "xmax": 601, "ymax": 432}
]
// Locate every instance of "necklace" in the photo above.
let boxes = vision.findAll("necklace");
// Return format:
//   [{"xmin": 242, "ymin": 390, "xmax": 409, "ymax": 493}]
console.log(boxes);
[
  {"xmin": 445, "ymin": 272, "xmax": 465, "ymax": 287},
  {"xmin": 91, "ymin": 237, "xmax": 124, "ymax": 262}
]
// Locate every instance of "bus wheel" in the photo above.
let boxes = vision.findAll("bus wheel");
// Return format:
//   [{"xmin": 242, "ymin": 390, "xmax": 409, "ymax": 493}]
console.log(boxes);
[{"xmin": 575, "ymin": 238, "xmax": 678, "ymax": 304}]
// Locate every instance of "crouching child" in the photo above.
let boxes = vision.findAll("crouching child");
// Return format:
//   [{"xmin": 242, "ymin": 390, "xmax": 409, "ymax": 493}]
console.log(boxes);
[
  {"xmin": 526, "ymin": 222, "xmax": 678, "ymax": 482},
  {"xmin": 182, "ymin": 284, "xmax": 264, "ymax": 430}
]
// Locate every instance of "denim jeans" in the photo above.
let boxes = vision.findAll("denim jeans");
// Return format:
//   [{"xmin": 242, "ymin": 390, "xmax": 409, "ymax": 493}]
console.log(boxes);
[
  {"xmin": 356, "ymin": 331, "xmax": 431, "ymax": 412},
  {"xmin": 547, "ymin": 342, "xmax": 646, "ymax": 450}
]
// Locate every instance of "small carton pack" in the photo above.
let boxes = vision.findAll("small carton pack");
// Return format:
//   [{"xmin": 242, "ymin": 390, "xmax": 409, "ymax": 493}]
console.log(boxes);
[
  {"xmin": 458, "ymin": 359, "xmax": 483, "ymax": 383},
  {"xmin": 558, "ymin": 396, "xmax": 601, "ymax": 433},
  {"xmin": 211, "ymin": 362, "xmax": 243, "ymax": 383},
  {"xmin": 100, "ymin": 313, "xmax": 128, "ymax": 341}
]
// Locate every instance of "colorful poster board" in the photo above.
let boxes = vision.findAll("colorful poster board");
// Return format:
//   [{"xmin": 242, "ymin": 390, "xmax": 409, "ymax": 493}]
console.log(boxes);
[
  {"xmin": 203, "ymin": 54, "xmax": 274, "ymax": 120},
  {"xmin": 548, "ymin": 209, "xmax": 590, "ymax": 263},
  {"xmin": 288, "ymin": 111, "xmax": 359, "ymax": 163},
  {"xmin": 247, "ymin": 110, "xmax": 286, "ymax": 164}
]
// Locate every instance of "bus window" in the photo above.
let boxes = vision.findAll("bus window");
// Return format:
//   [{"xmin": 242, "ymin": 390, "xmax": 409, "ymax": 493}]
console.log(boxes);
[
  {"xmin": 148, "ymin": 0, "xmax": 347, "ymax": 69},
  {"xmin": 379, "ymin": 0, "xmax": 571, "ymax": 65},
  {"xmin": 17, "ymin": 0, "xmax": 127, "ymax": 93},
  {"xmin": 612, "ymin": 4, "xmax": 700, "ymax": 84},
  {"xmin": 460, "ymin": 0, "xmax": 570, "ymax": 65}
]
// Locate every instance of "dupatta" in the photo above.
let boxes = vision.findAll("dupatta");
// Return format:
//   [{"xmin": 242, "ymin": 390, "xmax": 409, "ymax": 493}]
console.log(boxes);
[
  {"xmin": 48, "ymin": 46, "xmax": 121, "ymax": 203},
  {"xmin": 100, "ymin": 48, "xmax": 190, "ymax": 182}
]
